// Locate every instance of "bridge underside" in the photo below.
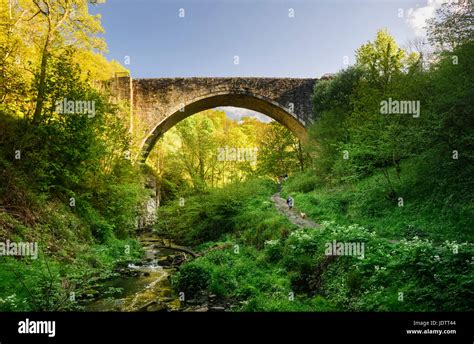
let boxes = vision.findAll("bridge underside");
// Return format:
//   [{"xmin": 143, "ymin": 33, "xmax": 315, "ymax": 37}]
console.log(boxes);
[{"xmin": 138, "ymin": 92, "xmax": 307, "ymax": 163}]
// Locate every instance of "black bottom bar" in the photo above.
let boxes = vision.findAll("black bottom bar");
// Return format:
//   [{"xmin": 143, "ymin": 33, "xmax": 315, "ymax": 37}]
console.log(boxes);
[{"xmin": 0, "ymin": 312, "xmax": 472, "ymax": 343}]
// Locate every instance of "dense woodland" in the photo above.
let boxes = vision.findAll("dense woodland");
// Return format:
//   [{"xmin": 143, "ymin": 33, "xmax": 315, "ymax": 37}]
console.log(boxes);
[{"xmin": 0, "ymin": 0, "xmax": 472, "ymax": 311}]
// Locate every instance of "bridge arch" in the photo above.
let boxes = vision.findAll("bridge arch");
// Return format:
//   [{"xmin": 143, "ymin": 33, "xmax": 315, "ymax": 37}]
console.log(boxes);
[
  {"xmin": 137, "ymin": 90, "xmax": 307, "ymax": 163},
  {"xmin": 109, "ymin": 76, "xmax": 318, "ymax": 163}
]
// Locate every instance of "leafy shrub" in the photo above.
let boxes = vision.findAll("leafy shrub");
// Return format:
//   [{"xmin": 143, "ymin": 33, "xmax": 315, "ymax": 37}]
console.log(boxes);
[
  {"xmin": 275, "ymin": 221, "xmax": 474, "ymax": 311},
  {"xmin": 282, "ymin": 170, "xmax": 320, "ymax": 194},
  {"xmin": 173, "ymin": 263, "xmax": 211, "ymax": 298}
]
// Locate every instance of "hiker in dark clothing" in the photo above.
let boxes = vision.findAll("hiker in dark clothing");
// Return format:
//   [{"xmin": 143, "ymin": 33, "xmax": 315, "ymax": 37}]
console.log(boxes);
[{"xmin": 287, "ymin": 195, "xmax": 294, "ymax": 210}]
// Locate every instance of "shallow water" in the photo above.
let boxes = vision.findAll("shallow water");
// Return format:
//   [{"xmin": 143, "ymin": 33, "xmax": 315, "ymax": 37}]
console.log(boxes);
[{"xmin": 84, "ymin": 233, "xmax": 181, "ymax": 312}]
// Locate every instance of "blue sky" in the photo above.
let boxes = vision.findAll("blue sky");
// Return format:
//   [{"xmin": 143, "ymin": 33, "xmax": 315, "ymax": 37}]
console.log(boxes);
[{"xmin": 90, "ymin": 0, "xmax": 443, "ymax": 120}]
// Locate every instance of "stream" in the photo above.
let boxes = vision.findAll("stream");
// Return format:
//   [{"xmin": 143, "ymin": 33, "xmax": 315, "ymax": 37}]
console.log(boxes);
[{"xmin": 84, "ymin": 232, "xmax": 182, "ymax": 312}]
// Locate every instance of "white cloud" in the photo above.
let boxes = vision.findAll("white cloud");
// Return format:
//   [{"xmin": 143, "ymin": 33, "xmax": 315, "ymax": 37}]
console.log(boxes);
[
  {"xmin": 406, "ymin": 0, "xmax": 447, "ymax": 36},
  {"xmin": 216, "ymin": 106, "xmax": 273, "ymax": 123}
]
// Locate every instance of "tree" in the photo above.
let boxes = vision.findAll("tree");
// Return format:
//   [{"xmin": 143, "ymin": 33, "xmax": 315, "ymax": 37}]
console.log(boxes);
[
  {"xmin": 356, "ymin": 29, "xmax": 418, "ymax": 89},
  {"xmin": 29, "ymin": 0, "xmax": 106, "ymax": 122},
  {"xmin": 310, "ymin": 66, "xmax": 362, "ymax": 183},
  {"xmin": 349, "ymin": 30, "xmax": 423, "ymax": 190},
  {"xmin": 426, "ymin": 0, "xmax": 474, "ymax": 51},
  {"xmin": 0, "ymin": 0, "xmax": 35, "ymax": 111},
  {"xmin": 257, "ymin": 122, "xmax": 302, "ymax": 177},
  {"xmin": 146, "ymin": 109, "xmax": 304, "ymax": 201}
]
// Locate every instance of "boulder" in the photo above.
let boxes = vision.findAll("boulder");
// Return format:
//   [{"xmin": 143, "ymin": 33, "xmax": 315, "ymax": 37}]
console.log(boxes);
[
  {"xmin": 145, "ymin": 301, "xmax": 168, "ymax": 312},
  {"xmin": 209, "ymin": 306, "xmax": 225, "ymax": 312}
]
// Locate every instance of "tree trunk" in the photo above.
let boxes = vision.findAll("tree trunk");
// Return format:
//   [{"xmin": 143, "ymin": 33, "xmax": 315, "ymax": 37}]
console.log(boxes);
[
  {"xmin": 155, "ymin": 179, "xmax": 161, "ymax": 208},
  {"xmin": 33, "ymin": 32, "xmax": 51, "ymax": 123},
  {"xmin": 297, "ymin": 140, "xmax": 305, "ymax": 171}
]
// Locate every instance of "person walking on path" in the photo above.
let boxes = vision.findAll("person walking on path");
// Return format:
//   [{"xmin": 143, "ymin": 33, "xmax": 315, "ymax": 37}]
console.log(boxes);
[{"xmin": 287, "ymin": 195, "xmax": 294, "ymax": 210}]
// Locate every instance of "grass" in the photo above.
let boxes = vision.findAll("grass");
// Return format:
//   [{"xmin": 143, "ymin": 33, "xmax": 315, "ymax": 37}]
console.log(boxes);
[
  {"xmin": 281, "ymin": 158, "xmax": 473, "ymax": 243},
  {"xmin": 0, "ymin": 197, "xmax": 144, "ymax": 311},
  {"xmin": 165, "ymin": 164, "xmax": 473, "ymax": 311},
  {"xmin": 172, "ymin": 241, "xmax": 337, "ymax": 311}
]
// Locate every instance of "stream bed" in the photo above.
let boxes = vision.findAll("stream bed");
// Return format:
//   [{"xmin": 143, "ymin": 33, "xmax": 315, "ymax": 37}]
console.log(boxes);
[{"xmin": 84, "ymin": 233, "xmax": 182, "ymax": 312}]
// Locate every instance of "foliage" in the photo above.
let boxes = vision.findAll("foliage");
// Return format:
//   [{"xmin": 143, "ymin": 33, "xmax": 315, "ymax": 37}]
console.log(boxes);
[
  {"xmin": 0, "ymin": 0, "xmax": 147, "ymax": 311},
  {"xmin": 155, "ymin": 178, "xmax": 291, "ymax": 246},
  {"xmin": 147, "ymin": 110, "xmax": 304, "ymax": 201},
  {"xmin": 426, "ymin": 0, "xmax": 474, "ymax": 50},
  {"xmin": 0, "ymin": 0, "xmax": 472, "ymax": 313},
  {"xmin": 167, "ymin": 27, "xmax": 473, "ymax": 312},
  {"xmin": 0, "ymin": 238, "xmax": 143, "ymax": 311},
  {"xmin": 277, "ymin": 221, "xmax": 473, "ymax": 311}
]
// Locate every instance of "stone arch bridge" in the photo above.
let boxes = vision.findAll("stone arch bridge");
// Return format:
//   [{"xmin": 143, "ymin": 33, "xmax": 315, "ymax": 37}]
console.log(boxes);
[{"xmin": 111, "ymin": 76, "xmax": 318, "ymax": 163}]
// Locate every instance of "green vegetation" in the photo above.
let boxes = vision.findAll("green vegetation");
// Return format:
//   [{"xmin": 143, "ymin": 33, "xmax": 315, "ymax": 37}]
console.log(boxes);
[
  {"xmin": 158, "ymin": 2, "xmax": 473, "ymax": 312},
  {"xmin": 0, "ymin": 237, "xmax": 142, "ymax": 311},
  {"xmin": 147, "ymin": 109, "xmax": 302, "ymax": 202},
  {"xmin": 156, "ymin": 178, "xmax": 294, "ymax": 247},
  {"xmin": 0, "ymin": 0, "xmax": 472, "ymax": 312},
  {"xmin": 158, "ymin": 177, "xmax": 472, "ymax": 311},
  {"xmin": 282, "ymin": 158, "xmax": 473, "ymax": 243},
  {"xmin": 0, "ymin": 0, "xmax": 147, "ymax": 310}
]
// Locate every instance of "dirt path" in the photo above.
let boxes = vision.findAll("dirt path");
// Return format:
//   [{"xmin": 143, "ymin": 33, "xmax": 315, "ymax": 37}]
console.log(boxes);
[{"xmin": 271, "ymin": 193, "xmax": 318, "ymax": 228}]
